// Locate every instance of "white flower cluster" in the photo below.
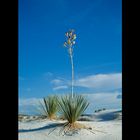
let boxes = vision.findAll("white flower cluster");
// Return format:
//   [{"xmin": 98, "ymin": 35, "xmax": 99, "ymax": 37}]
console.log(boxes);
[{"xmin": 64, "ymin": 29, "xmax": 76, "ymax": 48}]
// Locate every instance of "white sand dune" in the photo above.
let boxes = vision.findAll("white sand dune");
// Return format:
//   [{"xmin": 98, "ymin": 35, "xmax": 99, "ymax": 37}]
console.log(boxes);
[{"xmin": 19, "ymin": 109, "xmax": 122, "ymax": 140}]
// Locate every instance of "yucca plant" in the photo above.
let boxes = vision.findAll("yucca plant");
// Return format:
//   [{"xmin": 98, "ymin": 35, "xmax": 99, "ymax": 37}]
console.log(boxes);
[
  {"xmin": 61, "ymin": 30, "xmax": 90, "ymax": 132},
  {"xmin": 58, "ymin": 94, "xmax": 89, "ymax": 130},
  {"xmin": 38, "ymin": 95, "xmax": 58, "ymax": 120},
  {"xmin": 64, "ymin": 29, "xmax": 76, "ymax": 98}
]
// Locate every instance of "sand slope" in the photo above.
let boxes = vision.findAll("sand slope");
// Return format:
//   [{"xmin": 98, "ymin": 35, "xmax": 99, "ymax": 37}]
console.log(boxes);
[{"xmin": 19, "ymin": 109, "xmax": 122, "ymax": 140}]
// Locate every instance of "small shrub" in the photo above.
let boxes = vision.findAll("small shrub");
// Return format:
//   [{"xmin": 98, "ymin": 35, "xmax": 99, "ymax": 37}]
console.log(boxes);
[
  {"xmin": 58, "ymin": 94, "xmax": 89, "ymax": 129},
  {"xmin": 38, "ymin": 95, "xmax": 58, "ymax": 120}
]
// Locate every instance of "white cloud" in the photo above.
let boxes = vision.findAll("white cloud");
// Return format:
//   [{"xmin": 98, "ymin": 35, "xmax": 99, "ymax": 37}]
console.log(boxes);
[
  {"xmin": 19, "ymin": 91, "xmax": 122, "ymax": 115},
  {"xmin": 53, "ymin": 85, "xmax": 68, "ymax": 91},
  {"xmin": 50, "ymin": 73, "xmax": 122, "ymax": 92},
  {"xmin": 51, "ymin": 79, "xmax": 63, "ymax": 85},
  {"xmin": 51, "ymin": 78, "xmax": 69, "ymax": 90},
  {"xmin": 19, "ymin": 98, "xmax": 42, "ymax": 106},
  {"xmin": 75, "ymin": 73, "xmax": 122, "ymax": 91},
  {"xmin": 19, "ymin": 98, "xmax": 43, "ymax": 115},
  {"xmin": 83, "ymin": 92, "xmax": 122, "ymax": 113}
]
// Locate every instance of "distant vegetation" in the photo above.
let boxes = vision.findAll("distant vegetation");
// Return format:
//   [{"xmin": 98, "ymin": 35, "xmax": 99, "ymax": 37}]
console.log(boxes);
[{"xmin": 94, "ymin": 108, "xmax": 106, "ymax": 113}]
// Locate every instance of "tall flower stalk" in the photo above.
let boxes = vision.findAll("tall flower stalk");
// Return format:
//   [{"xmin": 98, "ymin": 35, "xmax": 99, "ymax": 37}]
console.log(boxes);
[{"xmin": 64, "ymin": 29, "xmax": 76, "ymax": 98}]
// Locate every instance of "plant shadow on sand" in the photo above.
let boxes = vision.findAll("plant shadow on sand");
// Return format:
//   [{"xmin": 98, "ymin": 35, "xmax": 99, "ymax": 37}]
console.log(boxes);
[
  {"xmin": 19, "ymin": 122, "xmax": 82, "ymax": 136},
  {"xmin": 19, "ymin": 122, "xmax": 63, "ymax": 133},
  {"xmin": 19, "ymin": 121, "xmax": 103, "ymax": 136}
]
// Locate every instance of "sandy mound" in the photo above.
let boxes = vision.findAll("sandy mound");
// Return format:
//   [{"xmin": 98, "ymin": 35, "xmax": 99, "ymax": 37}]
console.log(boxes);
[{"xmin": 18, "ymin": 109, "xmax": 122, "ymax": 140}]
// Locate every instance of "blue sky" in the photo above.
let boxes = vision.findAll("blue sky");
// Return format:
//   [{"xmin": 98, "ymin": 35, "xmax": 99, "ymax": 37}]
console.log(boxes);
[{"xmin": 18, "ymin": 0, "xmax": 122, "ymax": 114}]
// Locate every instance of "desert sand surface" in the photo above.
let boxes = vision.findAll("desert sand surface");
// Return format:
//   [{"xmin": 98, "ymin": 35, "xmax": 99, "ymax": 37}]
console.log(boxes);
[{"xmin": 19, "ymin": 109, "xmax": 122, "ymax": 140}]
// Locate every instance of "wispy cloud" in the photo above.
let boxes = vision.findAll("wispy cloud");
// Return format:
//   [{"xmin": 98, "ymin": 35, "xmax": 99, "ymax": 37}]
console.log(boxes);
[
  {"xmin": 42, "ymin": 72, "xmax": 54, "ymax": 81},
  {"xmin": 19, "ymin": 98, "xmax": 42, "ymax": 106},
  {"xmin": 75, "ymin": 73, "xmax": 122, "ymax": 91},
  {"xmin": 51, "ymin": 79, "xmax": 63, "ymax": 85},
  {"xmin": 53, "ymin": 85, "xmax": 68, "ymax": 91},
  {"xmin": 84, "ymin": 91, "xmax": 122, "ymax": 113},
  {"xmin": 43, "ymin": 72, "xmax": 53, "ymax": 77},
  {"xmin": 50, "ymin": 73, "xmax": 122, "ymax": 92},
  {"xmin": 19, "ymin": 98, "xmax": 43, "ymax": 115},
  {"xmin": 51, "ymin": 78, "xmax": 69, "ymax": 91},
  {"xmin": 19, "ymin": 88, "xmax": 32, "ymax": 93}
]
